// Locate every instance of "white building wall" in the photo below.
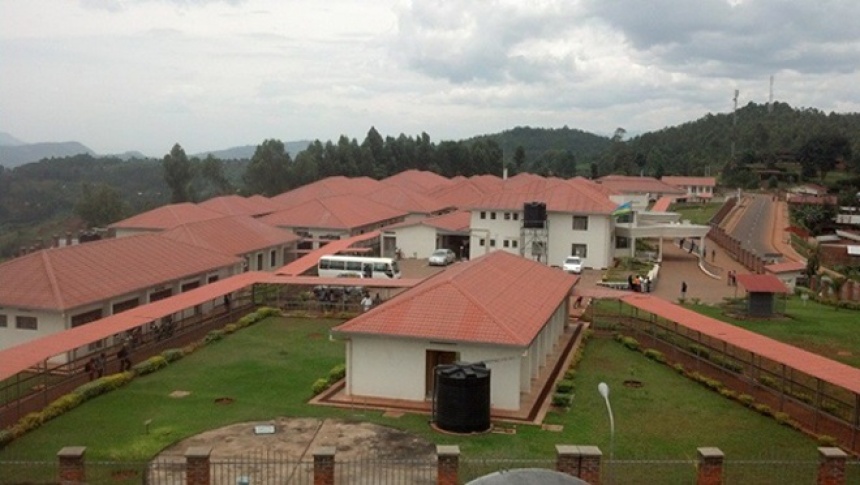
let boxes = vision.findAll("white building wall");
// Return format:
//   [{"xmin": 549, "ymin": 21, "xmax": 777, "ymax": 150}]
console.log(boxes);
[
  {"xmin": 346, "ymin": 336, "xmax": 527, "ymax": 410},
  {"xmin": 547, "ymin": 213, "xmax": 613, "ymax": 270},
  {"xmin": 0, "ymin": 309, "xmax": 65, "ymax": 351},
  {"xmin": 388, "ymin": 225, "xmax": 439, "ymax": 260},
  {"xmin": 468, "ymin": 209, "xmax": 524, "ymax": 260}
]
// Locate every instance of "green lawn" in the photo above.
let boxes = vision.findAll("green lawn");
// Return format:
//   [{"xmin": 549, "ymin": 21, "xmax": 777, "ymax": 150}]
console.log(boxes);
[
  {"xmin": 669, "ymin": 202, "xmax": 723, "ymax": 225},
  {"xmin": 690, "ymin": 297, "xmax": 860, "ymax": 368},
  {"xmin": 0, "ymin": 318, "xmax": 819, "ymax": 468}
]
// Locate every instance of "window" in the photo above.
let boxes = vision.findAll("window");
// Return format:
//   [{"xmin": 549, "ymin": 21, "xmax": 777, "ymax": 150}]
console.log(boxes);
[
  {"xmin": 72, "ymin": 309, "xmax": 103, "ymax": 328},
  {"xmin": 511, "ymin": 240, "xmax": 518, "ymax": 248},
  {"xmin": 270, "ymin": 249, "xmax": 277, "ymax": 267},
  {"xmin": 490, "ymin": 239, "xmax": 496, "ymax": 247},
  {"xmin": 572, "ymin": 216, "xmax": 589, "ymax": 230},
  {"xmin": 16, "ymin": 316, "xmax": 37, "ymax": 330},
  {"xmin": 513, "ymin": 213, "xmax": 519, "ymax": 221},
  {"xmin": 490, "ymin": 212, "xmax": 496, "ymax": 220},
  {"xmin": 616, "ymin": 213, "xmax": 633, "ymax": 224},
  {"xmin": 504, "ymin": 212, "xmax": 511, "ymax": 220},
  {"xmin": 503, "ymin": 240, "xmax": 510, "ymax": 248},
  {"xmin": 208, "ymin": 275, "xmax": 219, "ymax": 284},
  {"xmin": 181, "ymin": 281, "xmax": 200, "ymax": 292},
  {"xmin": 256, "ymin": 253, "xmax": 264, "ymax": 270},
  {"xmin": 571, "ymin": 244, "xmax": 588, "ymax": 258},
  {"xmin": 479, "ymin": 238, "xmax": 485, "ymax": 246},
  {"xmin": 0, "ymin": 315, "xmax": 6, "ymax": 327},
  {"xmin": 480, "ymin": 211, "xmax": 486, "ymax": 219},
  {"xmin": 616, "ymin": 236, "xmax": 630, "ymax": 249}
]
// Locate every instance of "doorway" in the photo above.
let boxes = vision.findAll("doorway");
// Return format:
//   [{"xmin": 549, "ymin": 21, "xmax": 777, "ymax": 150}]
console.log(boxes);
[{"xmin": 425, "ymin": 350, "xmax": 458, "ymax": 398}]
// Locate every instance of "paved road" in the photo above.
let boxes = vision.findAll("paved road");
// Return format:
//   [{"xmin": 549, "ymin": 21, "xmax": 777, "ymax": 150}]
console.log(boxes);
[{"xmin": 730, "ymin": 193, "xmax": 781, "ymax": 259}]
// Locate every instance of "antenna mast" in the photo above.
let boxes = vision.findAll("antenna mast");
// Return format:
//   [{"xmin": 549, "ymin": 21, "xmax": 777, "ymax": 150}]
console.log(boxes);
[
  {"xmin": 768, "ymin": 75, "xmax": 774, "ymax": 113},
  {"xmin": 731, "ymin": 89, "xmax": 739, "ymax": 159}
]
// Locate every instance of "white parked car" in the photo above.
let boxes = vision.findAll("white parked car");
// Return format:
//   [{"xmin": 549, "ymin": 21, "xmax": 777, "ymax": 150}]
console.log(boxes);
[
  {"xmin": 562, "ymin": 256, "xmax": 583, "ymax": 274},
  {"xmin": 429, "ymin": 248, "xmax": 456, "ymax": 266}
]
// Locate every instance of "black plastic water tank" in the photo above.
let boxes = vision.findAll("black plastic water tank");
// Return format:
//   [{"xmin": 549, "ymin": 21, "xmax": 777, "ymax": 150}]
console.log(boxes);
[{"xmin": 434, "ymin": 362, "xmax": 491, "ymax": 433}]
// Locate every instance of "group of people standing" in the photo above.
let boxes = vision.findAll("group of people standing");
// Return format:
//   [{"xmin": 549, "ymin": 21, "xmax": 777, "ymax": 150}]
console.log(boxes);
[{"xmin": 627, "ymin": 274, "xmax": 652, "ymax": 293}]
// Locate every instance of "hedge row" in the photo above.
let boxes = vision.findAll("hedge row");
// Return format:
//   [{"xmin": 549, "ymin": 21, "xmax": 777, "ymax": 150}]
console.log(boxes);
[
  {"xmin": 311, "ymin": 363, "xmax": 347, "ymax": 396},
  {"xmin": 0, "ymin": 306, "xmax": 280, "ymax": 450},
  {"xmin": 613, "ymin": 334, "xmax": 840, "ymax": 449}
]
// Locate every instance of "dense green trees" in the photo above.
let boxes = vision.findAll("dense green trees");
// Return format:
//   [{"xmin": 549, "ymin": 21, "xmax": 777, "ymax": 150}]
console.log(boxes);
[
  {"xmin": 162, "ymin": 144, "xmax": 193, "ymax": 203},
  {"xmin": 75, "ymin": 183, "xmax": 126, "ymax": 228},
  {"xmin": 243, "ymin": 139, "xmax": 292, "ymax": 196}
]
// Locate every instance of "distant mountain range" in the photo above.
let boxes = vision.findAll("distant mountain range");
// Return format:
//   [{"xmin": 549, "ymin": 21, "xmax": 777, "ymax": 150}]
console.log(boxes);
[{"xmin": 0, "ymin": 132, "xmax": 312, "ymax": 168}]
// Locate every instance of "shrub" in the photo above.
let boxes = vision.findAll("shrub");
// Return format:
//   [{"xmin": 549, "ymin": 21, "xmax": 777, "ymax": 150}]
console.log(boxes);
[
  {"xmin": 43, "ymin": 393, "xmax": 84, "ymax": 420},
  {"xmin": 17, "ymin": 412, "xmax": 44, "ymax": 434},
  {"xmin": 328, "ymin": 364, "xmax": 346, "ymax": 383},
  {"xmin": 738, "ymin": 394, "xmax": 755, "ymax": 407},
  {"xmin": 75, "ymin": 378, "xmax": 114, "ymax": 400},
  {"xmin": 643, "ymin": 349, "xmax": 665, "ymax": 363},
  {"xmin": 673, "ymin": 363, "xmax": 685, "ymax": 374},
  {"xmin": 564, "ymin": 369, "xmax": 576, "ymax": 380},
  {"xmin": 758, "ymin": 375, "xmax": 778, "ymax": 389},
  {"xmin": 312, "ymin": 378, "xmax": 331, "ymax": 396},
  {"xmin": 161, "ymin": 348, "xmax": 184, "ymax": 363},
  {"xmin": 223, "ymin": 323, "xmax": 238, "ymax": 334},
  {"xmin": 205, "ymin": 329, "xmax": 224, "ymax": 343},
  {"xmin": 621, "ymin": 336, "xmax": 640, "ymax": 351},
  {"xmin": 237, "ymin": 314, "xmax": 256, "ymax": 328},
  {"xmin": 773, "ymin": 412, "xmax": 791, "ymax": 425},
  {"xmin": 552, "ymin": 392, "xmax": 574, "ymax": 408},
  {"xmin": 133, "ymin": 355, "xmax": 168, "ymax": 376},
  {"xmin": 182, "ymin": 341, "xmax": 204, "ymax": 355},
  {"xmin": 0, "ymin": 428, "xmax": 12, "ymax": 448},
  {"xmin": 555, "ymin": 380, "xmax": 575, "ymax": 393},
  {"xmin": 753, "ymin": 404, "xmax": 773, "ymax": 417},
  {"xmin": 256, "ymin": 306, "xmax": 281, "ymax": 318},
  {"xmin": 817, "ymin": 435, "xmax": 838, "ymax": 447},
  {"xmin": 718, "ymin": 388, "xmax": 737, "ymax": 400}
]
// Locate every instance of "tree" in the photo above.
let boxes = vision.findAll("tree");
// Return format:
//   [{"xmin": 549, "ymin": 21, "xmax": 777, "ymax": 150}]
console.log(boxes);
[
  {"xmin": 162, "ymin": 143, "xmax": 194, "ymax": 203},
  {"xmin": 243, "ymin": 139, "xmax": 292, "ymax": 197},
  {"xmin": 513, "ymin": 145, "xmax": 526, "ymax": 174},
  {"xmin": 75, "ymin": 183, "xmax": 126, "ymax": 227},
  {"xmin": 198, "ymin": 155, "xmax": 233, "ymax": 195},
  {"xmin": 797, "ymin": 134, "xmax": 852, "ymax": 181}
]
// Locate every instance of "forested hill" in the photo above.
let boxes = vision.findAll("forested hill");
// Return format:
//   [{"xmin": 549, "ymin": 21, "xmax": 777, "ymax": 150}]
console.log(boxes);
[
  {"xmin": 468, "ymin": 125, "xmax": 611, "ymax": 167},
  {"xmin": 618, "ymin": 102, "xmax": 860, "ymax": 178}
]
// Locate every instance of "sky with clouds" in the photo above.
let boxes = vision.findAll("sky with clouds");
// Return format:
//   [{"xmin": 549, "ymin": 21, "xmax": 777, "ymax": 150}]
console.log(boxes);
[{"xmin": 2, "ymin": 0, "xmax": 860, "ymax": 156}]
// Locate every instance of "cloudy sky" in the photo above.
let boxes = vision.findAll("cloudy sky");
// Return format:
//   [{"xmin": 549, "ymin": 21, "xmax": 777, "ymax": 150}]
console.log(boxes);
[{"xmin": 3, "ymin": 0, "xmax": 860, "ymax": 156}]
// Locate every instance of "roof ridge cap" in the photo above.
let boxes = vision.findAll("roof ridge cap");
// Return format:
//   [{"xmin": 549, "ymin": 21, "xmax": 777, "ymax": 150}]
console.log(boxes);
[{"xmin": 40, "ymin": 250, "xmax": 66, "ymax": 310}]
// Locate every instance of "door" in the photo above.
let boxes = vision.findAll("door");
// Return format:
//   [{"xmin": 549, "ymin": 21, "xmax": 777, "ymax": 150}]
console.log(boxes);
[{"xmin": 425, "ymin": 350, "xmax": 458, "ymax": 398}]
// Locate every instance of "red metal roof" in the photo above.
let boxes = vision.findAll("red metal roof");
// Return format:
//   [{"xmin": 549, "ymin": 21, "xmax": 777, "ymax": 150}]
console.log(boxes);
[
  {"xmin": 260, "ymin": 195, "xmax": 407, "ymax": 230},
  {"xmin": 270, "ymin": 176, "xmax": 384, "ymax": 208},
  {"xmin": 735, "ymin": 274, "xmax": 790, "ymax": 294},
  {"xmin": 159, "ymin": 215, "xmax": 299, "ymax": 256},
  {"xmin": 0, "ymin": 235, "xmax": 241, "ymax": 311},
  {"xmin": 198, "ymin": 195, "xmax": 281, "ymax": 217},
  {"xmin": 381, "ymin": 170, "xmax": 452, "ymax": 194},
  {"xmin": 333, "ymin": 251, "xmax": 577, "ymax": 347},
  {"xmin": 620, "ymin": 294, "xmax": 860, "ymax": 394},
  {"xmin": 367, "ymin": 184, "xmax": 453, "ymax": 214},
  {"xmin": 764, "ymin": 261, "xmax": 807, "ymax": 274},
  {"xmin": 0, "ymin": 271, "xmax": 262, "ymax": 381},
  {"xmin": 650, "ymin": 196, "xmax": 676, "ymax": 212},
  {"xmin": 597, "ymin": 175, "xmax": 686, "ymax": 195},
  {"xmin": 471, "ymin": 177, "xmax": 617, "ymax": 214},
  {"xmin": 661, "ymin": 176, "xmax": 716, "ymax": 187},
  {"xmin": 109, "ymin": 203, "xmax": 224, "ymax": 231},
  {"xmin": 275, "ymin": 231, "xmax": 381, "ymax": 276}
]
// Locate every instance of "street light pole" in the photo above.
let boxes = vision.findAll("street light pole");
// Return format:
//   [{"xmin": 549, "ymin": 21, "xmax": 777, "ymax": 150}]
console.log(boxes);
[{"xmin": 598, "ymin": 382, "xmax": 615, "ymax": 484}]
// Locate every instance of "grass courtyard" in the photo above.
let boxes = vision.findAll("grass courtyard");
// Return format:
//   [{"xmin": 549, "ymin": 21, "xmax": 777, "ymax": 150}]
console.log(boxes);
[{"xmin": 0, "ymin": 316, "xmax": 821, "ymax": 471}]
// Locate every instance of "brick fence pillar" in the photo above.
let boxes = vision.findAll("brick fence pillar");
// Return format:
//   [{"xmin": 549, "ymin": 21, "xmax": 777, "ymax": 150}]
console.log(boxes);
[
  {"xmin": 313, "ymin": 446, "xmax": 336, "ymax": 485},
  {"xmin": 555, "ymin": 445, "xmax": 581, "ymax": 477},
  {"xmin": 579, "ymin": 445, "xmax": 602, "ymax": 485},
  {"xmin": 817, "ymin": 447, "xmax": 847, "ymax": 485},
  {"xmin": 696, "ymin": 447, "xmax": 724, "ymax": 485},
  {"xmin": 185, "ymin": 446, "xmax": 212, "ymax": 485},
  {"xmin": 57, "ymin": 446, "xmax": 86, "ymax": 485},
  {"xmin": 437, "ymin": 445, "xmax": 460, "ymax": 485}
]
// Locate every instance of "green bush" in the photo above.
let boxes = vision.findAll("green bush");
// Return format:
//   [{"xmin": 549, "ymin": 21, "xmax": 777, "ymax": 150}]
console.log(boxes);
[
  {"xmin": 328, "ymin": 364, "xmax": 346, "ymax": 383},
  {"xmin": 205, "ymin": 329, "xmax": 224, "ymax": 343},
  {"xmin": 43, "ymin": 393, "xmax": 84, "ymax": 420},
  {"xmin": 564, "ymin": 369, "xmax": 576, "ymax": 380},
  {"xmin": 223, "ymin": 323, "xmax": 238, "ymax": 334},
  {"xmin": 0, "ymin": 428, "xmax": 12, "ymax": 448},
  {"xmin": 643, "ymin": 349, "xmax": 665, "ymax": 363},
  {"xmin": 621, "ymin": 336, "xmax": 640, "ymax": 351},
  {"xmin": 738, "ymin": 394, "xmax": 755, "ymax": 407},
  {"xmin": 673, "ymin": 363, "xmax": 685, "ymax": 374},
  {"xmin": 16, "ymin": 412, "xmax": 44, "ymax": 434},
  {"xmin": 753, "ymin": 403, "xmax": 773, "ymax": 417},
  {"xmin": 758, "ymin": 375, "xmax": 778, "ymax": 389},
  {"xmin": 555, "ymin": 380, "xmax": 575, "ymax": 393},
  {"xmin": 133, "ymin": 355, "xmax": 168, "ymax": 376},
  {"xmin": 256, "ymin": 306, "xmax": 281, "ymax": 318},
  {"xmin": 718, "ymin": 388, "xmax": 737, "ymax": 400},
  {"xmin": 161, "ymin": 348, "xmax": 184, "ymax": 363},
  {"xmin": 552, "ymin": 392, "xmax": 574, "ymax": 408},
  {"xmin": 311, "ymin": 378, "xmax": 331, "ymax": 396},
  {"xmin": 773, "ymin": 412, "xmax": 791, "ymax": 425},
  {"xmin": 817, "ymin": 435, "xmax": 838, "ymax": 447},
  {"xmin": 75, "ymin": 378, "xmax": 114, "ymax": 400}
]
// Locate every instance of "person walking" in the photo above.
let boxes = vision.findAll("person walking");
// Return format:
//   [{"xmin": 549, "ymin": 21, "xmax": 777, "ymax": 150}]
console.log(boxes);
[
  {"xmin": 360, "ymin": 293, "xmax": 373, "ymax": 312},
  {"xmin": 117, "ymin": 344, "xmax": 132, "ymax": 372},
  {"xmin": 681, "ymin": 281, "xmax": 688, "ymax": 300}
]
